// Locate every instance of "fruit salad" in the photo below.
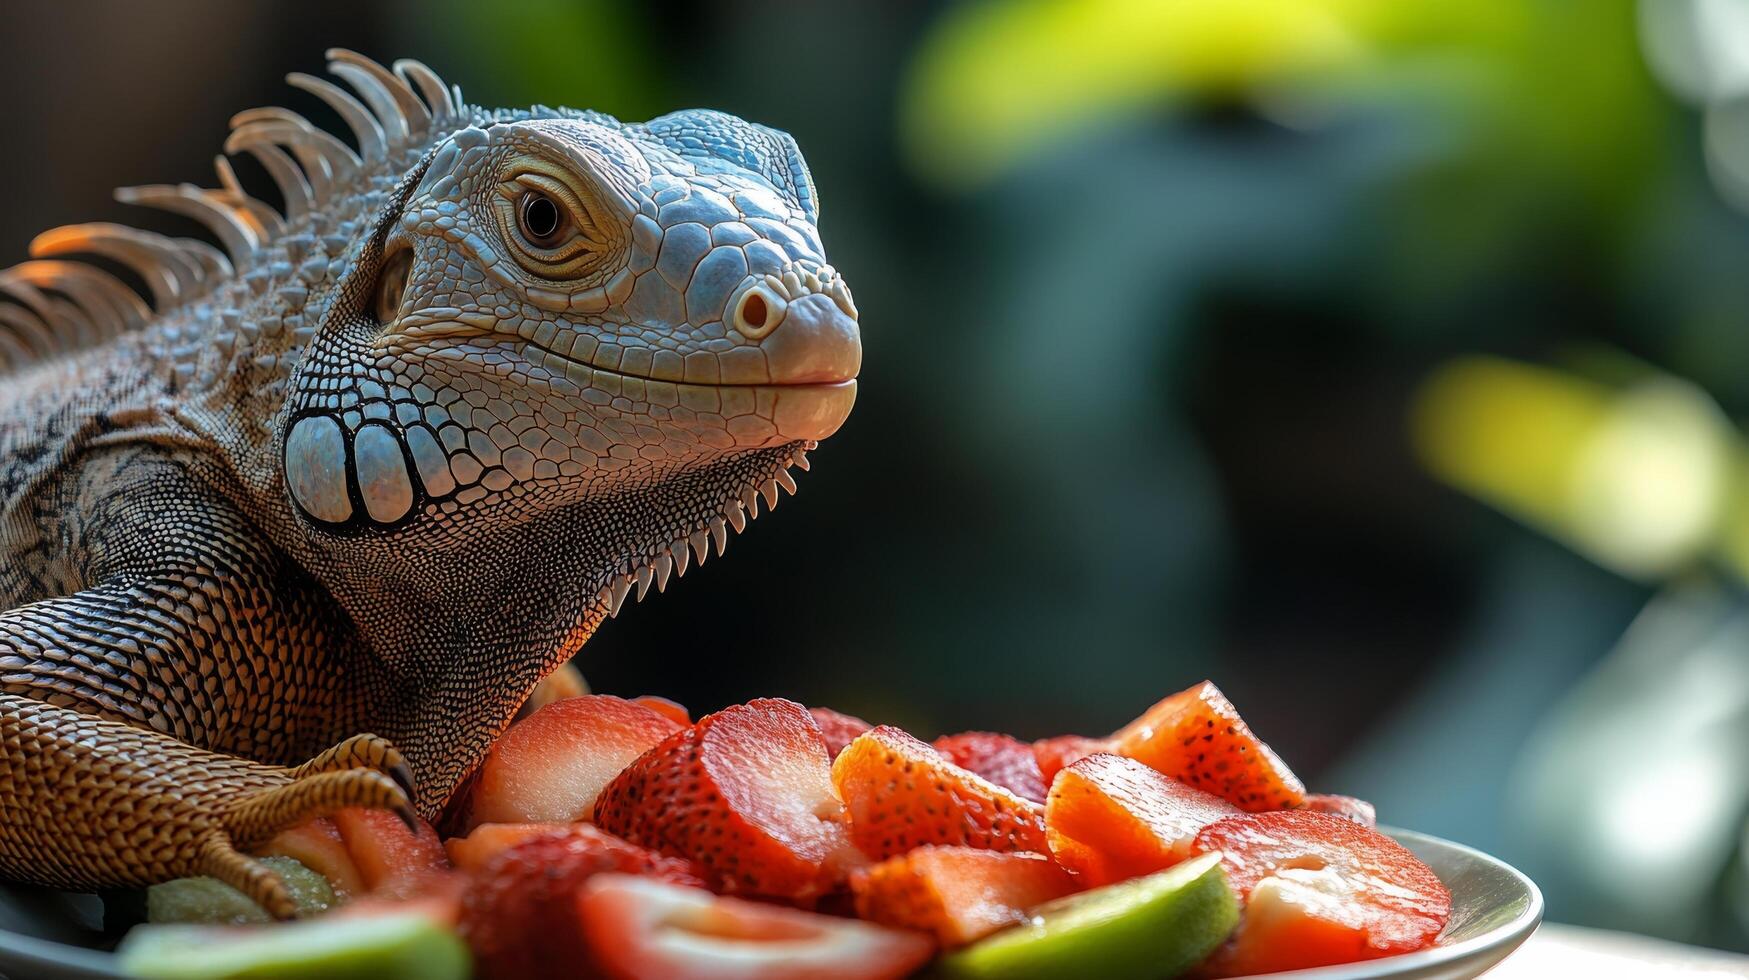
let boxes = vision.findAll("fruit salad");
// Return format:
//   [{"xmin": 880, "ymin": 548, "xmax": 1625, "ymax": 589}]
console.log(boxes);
[{"xmin": 119, "ymin": 681, "xmax": 1453, "ymax": 979}]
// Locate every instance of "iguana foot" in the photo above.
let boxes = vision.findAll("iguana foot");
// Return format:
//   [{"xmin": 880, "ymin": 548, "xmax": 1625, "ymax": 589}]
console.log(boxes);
[
  {"xmin": 0, "ymin": 696, "xmax": 419, "ymax": 920},
  {"xmin": 290, "ymin": 732, "xmax": 417, "ymax": 803},
  {"xmin": 213, "ymin": 735, "xmax": 419, "ymax": 917}
]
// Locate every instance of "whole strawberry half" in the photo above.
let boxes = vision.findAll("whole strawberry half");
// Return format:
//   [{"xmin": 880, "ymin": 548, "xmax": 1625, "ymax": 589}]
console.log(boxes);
[
  {"xmin": 594, "ymin": 697, "xmax": 862, "ymax": 902},
  {"xmin": 457, "ymin": 824, "xmax": 704, "ymax": 980}
]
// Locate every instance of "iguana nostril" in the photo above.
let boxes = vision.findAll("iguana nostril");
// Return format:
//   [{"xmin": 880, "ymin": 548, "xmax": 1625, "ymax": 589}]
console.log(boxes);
[
  {"xmin": 743, "ymin": 293, "xmax": 768, "ymax": 331},
  {"xmin": 732, "ymin": 283, "xmax": 787, "ymax": 340}
]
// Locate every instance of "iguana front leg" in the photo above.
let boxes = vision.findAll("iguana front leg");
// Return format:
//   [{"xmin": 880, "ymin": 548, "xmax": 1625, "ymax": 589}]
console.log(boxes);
[
  {"xmin": 0, "ymin": 452, "xmax": 416, "ymax": 916},
  {"xmin": 0, "ymin": 692, "xmax": 412, "ymax": 918}
]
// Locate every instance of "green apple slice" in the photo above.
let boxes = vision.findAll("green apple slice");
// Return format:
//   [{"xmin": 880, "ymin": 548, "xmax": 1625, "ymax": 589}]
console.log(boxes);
[
  {"xmin": 117, "ymin": 911, "xmax": 470, "ymax": 980},
  {"xmin": 935, "ymin": 851, "xmax": 1239, "ymax": 980}
]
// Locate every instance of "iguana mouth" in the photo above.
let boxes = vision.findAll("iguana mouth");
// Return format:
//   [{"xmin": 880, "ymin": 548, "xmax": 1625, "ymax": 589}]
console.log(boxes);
[
  {"xmin": 394, "ymin": 314, "xmax": 858, "ymax": 443},
  {"xmin": 521, "ymin": 344, "xmax": 858, "ymax": 445}
]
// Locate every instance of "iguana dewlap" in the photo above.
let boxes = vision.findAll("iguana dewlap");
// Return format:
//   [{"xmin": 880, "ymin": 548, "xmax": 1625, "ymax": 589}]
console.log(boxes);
[{"xmin": 0, "ymin": 51, "xmax": 859, "ymax": 917}]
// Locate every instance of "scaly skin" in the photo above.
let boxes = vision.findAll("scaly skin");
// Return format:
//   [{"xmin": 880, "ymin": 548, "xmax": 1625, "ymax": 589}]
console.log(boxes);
[{"xmin": 0, "ymin": 51, "xmax": 860, "ymax": 917}]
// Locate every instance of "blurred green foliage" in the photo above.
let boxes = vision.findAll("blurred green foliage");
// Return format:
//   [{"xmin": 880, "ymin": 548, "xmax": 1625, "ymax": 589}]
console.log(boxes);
[{"xmin": 401, "ymin": 0, "xmax": 667, "ymax": 119}]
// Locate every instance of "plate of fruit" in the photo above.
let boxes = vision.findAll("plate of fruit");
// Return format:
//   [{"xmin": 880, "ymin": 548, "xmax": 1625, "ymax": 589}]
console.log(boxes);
[{"xmin": 0, "ymin": 681, "xmax": 1541, "ymax": 979}]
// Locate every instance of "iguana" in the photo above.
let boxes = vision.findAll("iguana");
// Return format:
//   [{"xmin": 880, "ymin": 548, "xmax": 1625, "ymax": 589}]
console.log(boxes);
[{"xmin": 0, "ymin": 51, "xmax": 859, "ymax": 918}]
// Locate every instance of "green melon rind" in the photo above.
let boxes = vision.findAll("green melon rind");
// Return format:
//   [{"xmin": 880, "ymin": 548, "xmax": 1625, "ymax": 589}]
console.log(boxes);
[
  {"xmin": 117, "ymin": 912, "xmax": 471, "ymax": 980},
  {"xmin": 932, "ymin": 851, "xmax": 1240, "ymax": 980}
]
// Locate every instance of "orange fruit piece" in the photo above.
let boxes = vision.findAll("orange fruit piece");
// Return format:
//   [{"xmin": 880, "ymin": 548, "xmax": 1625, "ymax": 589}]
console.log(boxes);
[
  {"xmin": 1045, "ymin": 753, "xmax": 1239, "ymax": 886},
  {"xmin": 1112, "ymin": 681, "xmax": 1305, "ymax": 811},
  {"xmin": 832, "ymin": 726, "xmax": 1048, "ymax": 860},
  {"xmin": 851, "ymin": 846, "xmax": 1076, "ymax": 946}
]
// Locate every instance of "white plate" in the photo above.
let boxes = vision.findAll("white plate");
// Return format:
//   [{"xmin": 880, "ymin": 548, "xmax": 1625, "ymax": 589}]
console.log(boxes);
[{"xmin": 0, "ymin": 827, "xmax": 1541, "ymax": 979}]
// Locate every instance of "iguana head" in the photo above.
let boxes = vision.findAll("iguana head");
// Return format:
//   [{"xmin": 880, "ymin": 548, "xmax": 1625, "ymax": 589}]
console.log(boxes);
[{"xmin": 280, "ymin": 105, "xmax": 859, "ymax": 613}]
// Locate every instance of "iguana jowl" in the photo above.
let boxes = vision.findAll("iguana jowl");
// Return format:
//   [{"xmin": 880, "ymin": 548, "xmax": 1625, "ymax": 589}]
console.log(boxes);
[{"xmin": 0, "ymin": 51, "xmax": 860, "ymax": 917}]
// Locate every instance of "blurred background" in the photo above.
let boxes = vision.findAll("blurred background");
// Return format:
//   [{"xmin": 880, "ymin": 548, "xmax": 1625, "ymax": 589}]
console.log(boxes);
[{"xmin": 4, "ymin": 0, "xmax": 1748, "ymax": 953}]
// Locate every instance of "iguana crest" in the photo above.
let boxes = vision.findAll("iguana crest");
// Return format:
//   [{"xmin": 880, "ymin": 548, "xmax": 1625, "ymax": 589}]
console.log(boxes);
[{"xmin": 0, "ymin": 52, "xmax": 459, "ymax": 371}]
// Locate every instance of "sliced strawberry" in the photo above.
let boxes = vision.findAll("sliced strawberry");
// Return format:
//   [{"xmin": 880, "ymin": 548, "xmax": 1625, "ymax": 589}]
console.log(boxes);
[
  {"xmin": 1193, "ymin": 810, "xmax": 1451, "ymax": 976},
  {"xmin": 933, "ymin": 731, "xmax": 1048, "ymax": 803},
  {"xmin": 851, "ymin": 846, "xmax": 1076, "ymax": 946},
  {"xmin": 444, "ymin": 822, "xmax": 576, "ymax": 873},
  {"xmin": 333, "ymin": 807, "xmax": 450, "ymax": 899},
  {"xmin": 577, "ymin": 873, "xmax": 936, "ymax": 980},
  {"xmin": 458, "ymin": 825, "xmax": 704, "ymax": 980},
  {"xmin": 833, "ymin": 726, "xmax": 1048, "ymax": 860},
  {"xmin": 1045, "ymin": 753, "xmax": 1240, "ymax": 886},
  {"xmin": 594, "ymin": 698, "xmax": 861, "ymax": 901},
  {"xmin": 810, "ymin": 706, "xmax": 873, "ymax": 758},
  {"xmin": 468, "ymin": 694, "xmax": 682, "ymax": 827},
  {"xmin": 631, "ymin": 694, "xmax": 692, "ymax": 725},
  {"xmin": 1301, "ymin": 793, "xmax": 1377, "ymax": 827},
  {"xmin": 258, "ymin": 816, "xmax": 365, "ymax": 898},
  {"xmin": 1112, "ymin": 681, "xmax": 1305, "ymax": 811}
]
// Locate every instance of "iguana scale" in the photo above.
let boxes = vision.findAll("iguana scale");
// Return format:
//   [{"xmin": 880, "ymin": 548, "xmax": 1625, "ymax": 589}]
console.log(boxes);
[{"xmin": 0, "ymin": 51, "xmax": 860, "ymax": 917}]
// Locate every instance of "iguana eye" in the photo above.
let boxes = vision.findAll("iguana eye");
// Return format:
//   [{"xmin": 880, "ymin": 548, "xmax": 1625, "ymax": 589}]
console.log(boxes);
[
  {"xmin": 518, "ymin": 190, "xmax": 570, "ymax": 248},
  {"xmin": 374, "ymin": 247, "xmax": 412, "ymax": 326},
  {"xmin": 494, "ymin": 163, "xmax": 621, "ymax": 281}
]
